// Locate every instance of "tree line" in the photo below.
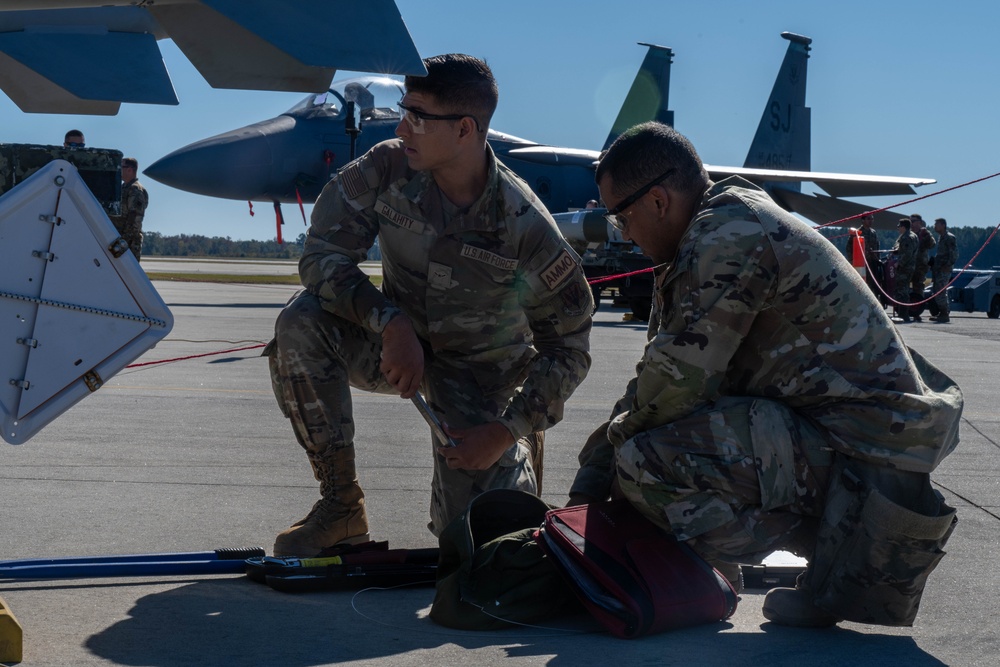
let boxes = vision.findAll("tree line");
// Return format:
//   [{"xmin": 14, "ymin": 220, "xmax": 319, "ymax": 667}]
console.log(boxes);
[
  {"xmin": 143, "ymin": 232, "xmax": 384, "ymax": 261},
  {"xmin": 143, "ymin": 227, "xmax": 994, "ymax": 269}
]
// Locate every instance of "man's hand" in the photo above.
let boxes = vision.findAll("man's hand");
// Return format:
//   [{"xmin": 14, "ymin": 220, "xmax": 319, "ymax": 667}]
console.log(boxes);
[
  {"xmin": 379, "ymin": 315, "xmax": 424, "ymax": 398},
  {"xmin": 438, "ymin": 421, "xmax": 516, "ymax": 471}
]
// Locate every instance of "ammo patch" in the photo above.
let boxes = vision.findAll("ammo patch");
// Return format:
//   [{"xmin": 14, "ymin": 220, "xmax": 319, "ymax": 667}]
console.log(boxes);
[
  {"xmin": 375, "ymin": 200, "xmax": 425, "ymax": 233},
  {"xmin": 428, "ymin": 262, "xmax": 453, "ymax": 290},
  {"xmin": 540, "ymin": 248, "xmax": 577, "ymax": 290},
  {"xmin": 340, "ymin": 161, "xmax": 368, "ymax": 200},
  {"xmin": 461, "ymin": 244, "xmax": 517, "ymax": 271}
]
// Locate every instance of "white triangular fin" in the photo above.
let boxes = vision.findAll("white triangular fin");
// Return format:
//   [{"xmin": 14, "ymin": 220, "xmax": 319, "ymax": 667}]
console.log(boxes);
[{"xmin": 0, "ymin": 159, "xmax": 172, "ymax": 444}]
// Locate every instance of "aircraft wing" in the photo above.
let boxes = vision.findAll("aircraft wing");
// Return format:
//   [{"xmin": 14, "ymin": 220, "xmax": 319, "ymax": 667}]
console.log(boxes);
[
  {"xmin": 501, "ymin": 147, "xmax": 932, "ymax": 200},
  {"xmin": 0, "ymin": 0, "xmax": 425, "ymax": 115},
  {"xmin": 705, "ymin": 164, "xmax": 935, "ymax": 197},
  {"xmin": 770, "ymin": 188, "xmax": 911, "ymax": 230},
  {"xmin": 505, "ymin": 146, "xmax": 601, "ymax": 168}
]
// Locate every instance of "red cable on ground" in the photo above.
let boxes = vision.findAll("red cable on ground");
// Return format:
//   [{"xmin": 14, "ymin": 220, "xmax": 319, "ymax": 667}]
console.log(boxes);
[{"xmin": 125, "ymin": 344, "xmax": 266, "ymax": 369}]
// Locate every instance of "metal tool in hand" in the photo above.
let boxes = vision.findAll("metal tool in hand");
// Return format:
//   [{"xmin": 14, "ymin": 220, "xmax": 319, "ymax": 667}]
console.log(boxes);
[{"xmin": 411, "ymin": 391, "xmax": 458, "ymax": 447}]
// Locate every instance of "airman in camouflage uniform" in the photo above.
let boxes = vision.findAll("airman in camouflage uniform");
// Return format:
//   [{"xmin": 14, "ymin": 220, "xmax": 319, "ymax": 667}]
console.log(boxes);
[
  {"xmin": 909, "ymin": 214, "xmax": 936, "ymax": 321},
  {"xmin": 269, "ymin": 54, "xmax": 592, "ymax": 556},
  {"xmin": 858, "ymin": 213, "xmax": 881, "ymax": 296},
  {"xmin": 891, "ymin": 218, "xmax": 919, "ymax": 322},
  {"xmin": 570, "ymin": 122, "xmax": 961, "ymax": 628},
  {"xmin": 931, "ymin": 217, "xmax": 958, "ymax": 323},
  {"xmin": 110, "ymin": 157, "xmax": 148, "ymax": 260}
]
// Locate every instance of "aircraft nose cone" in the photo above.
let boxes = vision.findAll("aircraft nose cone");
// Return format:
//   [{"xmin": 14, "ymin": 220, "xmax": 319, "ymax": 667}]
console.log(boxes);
[{"xmin": 145, "ymin": 116, "xmax": 296, "ymax": 201}]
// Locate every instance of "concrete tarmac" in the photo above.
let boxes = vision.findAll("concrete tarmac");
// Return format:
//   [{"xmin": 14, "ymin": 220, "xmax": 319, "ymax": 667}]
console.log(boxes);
[{"xmin": 1, "ymin": 275, "xmax": 997, "ymax": 666}]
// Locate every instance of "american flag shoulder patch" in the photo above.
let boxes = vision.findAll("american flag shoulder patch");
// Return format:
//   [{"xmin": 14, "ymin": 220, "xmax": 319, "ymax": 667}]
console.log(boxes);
[{"xmin": 340, "ymin": 162, "xmax": 369, "ymax": 200}]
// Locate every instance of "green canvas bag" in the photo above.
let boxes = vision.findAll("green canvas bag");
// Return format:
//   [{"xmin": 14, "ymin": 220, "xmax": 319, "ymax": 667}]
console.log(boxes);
[{"xmin": 430, "ymin": 488, "xmax": 581, "ymax": 630}]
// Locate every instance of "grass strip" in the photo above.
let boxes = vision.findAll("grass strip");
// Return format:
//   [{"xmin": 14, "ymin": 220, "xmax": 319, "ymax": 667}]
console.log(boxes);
[{"xmin": 146, "ymin": 272, "xmax": 383, "ymax": 288}]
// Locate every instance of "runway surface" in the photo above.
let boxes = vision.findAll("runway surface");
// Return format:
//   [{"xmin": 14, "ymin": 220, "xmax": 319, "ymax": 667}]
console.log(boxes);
[{"xmin": 1, "ymin": 272, "xmax": 997, "ymax": 666}]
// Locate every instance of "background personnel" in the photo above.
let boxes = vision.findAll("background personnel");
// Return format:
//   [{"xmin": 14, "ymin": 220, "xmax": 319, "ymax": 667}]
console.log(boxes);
[
  {"xmin": 910, "ymin": 214, "xmax": 936, "ymax": 321},
  {"xmin": 63, "ymin": 129, "xmax": 85, "ymax": 148},
  {"xmin": 891, "ymin": 218, "xmax": 918, "ymax": 323},
  {"xmin": 931, "ymin": 217, "xmax": 958, "ymax": 323},
  {"xmin": 111, "ymin": 157, "xmax": 149, "ymax": 260}
]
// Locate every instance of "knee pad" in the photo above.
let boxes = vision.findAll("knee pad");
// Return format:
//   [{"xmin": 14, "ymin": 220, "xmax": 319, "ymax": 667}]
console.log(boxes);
[{"xmin": 806, "ymin": 460, "xmax": 957, "ymax": 626}]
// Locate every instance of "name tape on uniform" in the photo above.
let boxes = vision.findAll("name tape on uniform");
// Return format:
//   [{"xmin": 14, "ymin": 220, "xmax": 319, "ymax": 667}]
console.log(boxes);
[
  {"xmin": 375, "ymin": 201, "xmax": 425, "ymax": 234},
  {"xmin": 461, "ymin": 244, "xmax": 517, "ymax": 271}
]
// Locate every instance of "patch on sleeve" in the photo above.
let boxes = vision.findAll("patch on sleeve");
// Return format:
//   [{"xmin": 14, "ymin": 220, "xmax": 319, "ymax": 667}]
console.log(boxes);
[
  {"xmin": 427, "ymin": 262, "xmax": 454, "ymax": 290},
  {"xmin": 559, "ymin": 279, "xmax": 587, "ymax": 317},
  {"xmin": 340, "ymin": 161, "xmax": 369, "ymax": 200},
  {"xmin": 539, "ymin": 248, "xmax": 577, "ymax": 291}
]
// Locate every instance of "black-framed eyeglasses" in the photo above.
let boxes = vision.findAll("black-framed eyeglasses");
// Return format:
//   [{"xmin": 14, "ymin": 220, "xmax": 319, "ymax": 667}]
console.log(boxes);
[
  {"xmin": 65, "ymin": 142, "xmax": 84, "ymax": 148},
  {"xmin": 604, "ymin": 168, "xmax": 676, "ymax": 231},
  {"xmin": 398, "ymin": 102, "xmax": 483, "ymax": 134}
]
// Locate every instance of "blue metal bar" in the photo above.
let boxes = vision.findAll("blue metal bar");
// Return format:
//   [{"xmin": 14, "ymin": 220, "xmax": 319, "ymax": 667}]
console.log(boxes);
[
  {"xmin": 0, "ymin": 558, "xmax": 251, "ymax": 579},
  {"xmin": 0, "ymin": 547, "xmax": 263, "ymax": 569}
]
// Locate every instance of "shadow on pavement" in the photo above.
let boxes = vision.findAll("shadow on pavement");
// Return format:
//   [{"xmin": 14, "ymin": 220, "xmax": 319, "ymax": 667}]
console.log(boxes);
[{"xmin": 84, "ymin": 579, "xmax": 946, "ymax": 667}]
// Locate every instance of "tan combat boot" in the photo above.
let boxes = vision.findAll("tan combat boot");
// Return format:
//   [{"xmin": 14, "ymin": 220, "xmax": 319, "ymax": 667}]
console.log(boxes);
[
  {"xmin": 273, "ymin": 451, "xmax": 371, "ymax": 557},
  {"xmin": 761, "ymin": 573, "xmax": 841, "ymax": 628}
]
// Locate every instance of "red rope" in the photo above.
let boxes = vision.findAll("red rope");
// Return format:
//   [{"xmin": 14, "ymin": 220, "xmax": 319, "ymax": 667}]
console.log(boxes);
[
  {"xmin": 815, "ymin": 170, "xmax": 1000, "ymax": 229},
  {"xmin": 131, "ymin": 172, "xmax": 1000, "ymax": 370},
  {"xmin": 125, "ymin": 344, "xmax": 266, "ymax": 369},
  {"xmin": 587, "ymin": 266, "xmax": 663, "ymax": 286},
  {"xmin": 591, "ymin": 170, "xmax": 1000, "ymax": 285},
  {"xmin": 868, "ymin": 221, "xmax": 1000, "ymax": 308}
]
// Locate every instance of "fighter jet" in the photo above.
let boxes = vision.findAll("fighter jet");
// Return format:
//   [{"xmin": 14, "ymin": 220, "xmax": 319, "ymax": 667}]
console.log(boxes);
[
  {"xmin": 144, "ymin": 33, "xmax": 934, "ymax": 237},
  {"xmin": 0, "ymin": 0, "xmax": 425, "ymax": 115}
]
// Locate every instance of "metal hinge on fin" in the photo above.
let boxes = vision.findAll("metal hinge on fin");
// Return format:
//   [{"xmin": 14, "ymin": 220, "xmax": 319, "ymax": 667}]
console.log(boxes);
[
  {"xmin": 38, "ymin": 214, "xmax": 63, "ymax": 225},
  {"xmin": 9, "ymin": 379, "xmax": 30, "ymax": 390},
  {"xmin": 17, "ymin": 337, "xmax": 39, "ymax": 348},
  {"xmin": 32, "ymin": 250, "xmax": 56, "ymax": 262},
  {"xmin": 83, "ymin": 370, "xmax": 103, "ymax": 392},
  {"xmin": 108, "ymin": 237, "xmax": 129, "ymax": 258}
]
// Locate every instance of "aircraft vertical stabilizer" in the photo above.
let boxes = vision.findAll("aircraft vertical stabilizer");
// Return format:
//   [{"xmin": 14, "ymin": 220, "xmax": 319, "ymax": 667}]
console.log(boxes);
[
  {"xmin": 743, "ymin": 32, "xmax": 812, "ymax": 188},
  {"xmin": 602, "ymin": 43, "xmax": 674, "ymax": 151}
]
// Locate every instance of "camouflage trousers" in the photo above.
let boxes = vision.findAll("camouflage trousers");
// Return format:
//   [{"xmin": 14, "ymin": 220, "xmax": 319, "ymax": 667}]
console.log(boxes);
[
  {"xmin": 269, "ymin": 290, "xmax": 538, "ymax": 536},
  {"xmin": 911, "ymin": 263, "xmax": 929, "ymax": 296},
  {"xmin": 894, "ymin": 265, "xmax": 914, "ymax": 318},
  {"xmin": 111, "ymin": 214, "xmax": 143, "ymax": 260},
  {"xmin": 615, "ymin": 397, "xmax": 835, "ymax": 565},
  {"xmin": 932, "ymin": 266, "xmax": 952, "ymax": 316}
]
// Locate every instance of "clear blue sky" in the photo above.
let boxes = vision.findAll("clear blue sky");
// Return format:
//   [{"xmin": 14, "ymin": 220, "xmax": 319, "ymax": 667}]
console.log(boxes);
[{"xmin": 2, "ymin": 0, "xmax": 996, "ymax": 240}]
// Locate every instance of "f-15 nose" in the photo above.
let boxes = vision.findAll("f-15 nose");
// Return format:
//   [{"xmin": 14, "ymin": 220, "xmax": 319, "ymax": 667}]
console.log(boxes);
[{"xmin": 145, "ymin": 115, "xmax": 296, "ymax": 201}]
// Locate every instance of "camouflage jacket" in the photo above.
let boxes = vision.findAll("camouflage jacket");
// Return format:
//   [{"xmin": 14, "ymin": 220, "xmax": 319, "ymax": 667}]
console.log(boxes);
[
  {"xmin": 915, "ymin": 227, "xmax": 937, "ymax": 267},
  {"xmin": 571, "ymin": 177, "xmax": 962, "ymax": 499},
  {"xmin": 110, "ymin": 178, "xmax": 148, "ymax": 257},
  {"xmin": 301, "ymin": 139, "xmax": 593, "ymax": 439},
  {"xmin": 120, "ymin": 178, "xmax": 148, "ymax": 223},
  {"xmin": 892, "ymin": 230, "xmax": 919, "ymax": 276},
  {"xmin": 860, "ymin": 224, "xmax": 879, "ymax": 259},
  {"xmin": 935, "ymin": 231, "xmax": 958, "ymax": 272}
]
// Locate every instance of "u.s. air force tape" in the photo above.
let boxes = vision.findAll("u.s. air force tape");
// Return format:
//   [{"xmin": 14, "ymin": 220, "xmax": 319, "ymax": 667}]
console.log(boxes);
[{"xmin": 461, "ymin": 244, "xmax": 517, "ymax": 271}]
